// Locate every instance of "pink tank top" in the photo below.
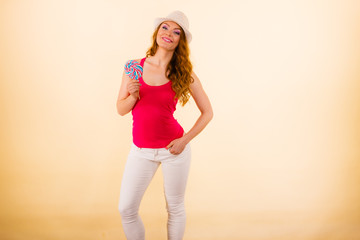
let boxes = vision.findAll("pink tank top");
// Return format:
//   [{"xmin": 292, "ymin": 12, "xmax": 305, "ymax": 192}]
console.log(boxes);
[{"xmin": 131, "ymin": 57, "xmax": 184, "ymax": 148}]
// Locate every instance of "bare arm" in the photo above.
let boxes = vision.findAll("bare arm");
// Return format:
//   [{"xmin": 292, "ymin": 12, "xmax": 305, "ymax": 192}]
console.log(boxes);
[
  {"xmin": 116, "ymin": 68, "xmax": 141, "ymax": 116},
  {"xmin": 166, "ymin": 71, "xmax": 213, "ymax": 154},
  {"xmin": 182, "ymin": 71, "xmax": 213, "ymax": 143}
]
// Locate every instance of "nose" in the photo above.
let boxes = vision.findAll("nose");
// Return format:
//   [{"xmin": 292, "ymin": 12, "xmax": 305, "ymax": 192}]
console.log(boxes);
[{"xmin": 165, "ymin": 31, "xmax": 172, "ymax": 37}]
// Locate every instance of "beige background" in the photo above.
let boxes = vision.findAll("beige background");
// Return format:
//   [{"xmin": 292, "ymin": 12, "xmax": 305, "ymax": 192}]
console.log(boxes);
[{"xmin": 1, "ymin": 0, "xmax": 360, "ymax": 239}]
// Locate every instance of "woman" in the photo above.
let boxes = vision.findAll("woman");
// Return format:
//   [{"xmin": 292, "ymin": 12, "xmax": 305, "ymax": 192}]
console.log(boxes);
[{"xmin": 116, "ymin": 10, "xmax": 213, "ymax": 240}]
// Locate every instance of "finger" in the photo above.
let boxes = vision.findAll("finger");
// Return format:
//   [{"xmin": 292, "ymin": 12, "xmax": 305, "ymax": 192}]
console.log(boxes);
[
  {"xmin": 128, "ymin": 84, "xmax": 141, "ymax": 89},
  {"xmin": 128, "ymin": 86, "xmax": 140, "ymax": 93},
  {"xmin": 128, "ymin": 88, "xmax": 136, "ymax": 94},
  {"xmin": 169, "ymin": 144, "xmax": 179, "ymax": 154},
  {"xmin": 127, "ymin": 81, "xmax": 141, "ymax": 87},
  {"xmin": 130, "ymin": 81, "xmax": 141, "ymax": 85},
  {"xmin": 128, "ymin": 86, "xmax": 140, "ymax": 92},
  {"xmin": 170, "ymin": 148, "xmax": 180, "ymax": 155},
  {"xmin": 129, "ymin": 90, "xmax": 138, "ymax": 95},
  {"xmin": 166, "ymin": 142, "xmax": 174, "ymax": 150},
  {"xmin": 130, "ymin": 79, "xmax": 141, "ymax": 85}
]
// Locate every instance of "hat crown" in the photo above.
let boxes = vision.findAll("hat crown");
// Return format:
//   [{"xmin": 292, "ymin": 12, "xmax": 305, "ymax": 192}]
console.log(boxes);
[{"xmin": 166, "ymin": 10, "xmax": 189, "ymax": 29}]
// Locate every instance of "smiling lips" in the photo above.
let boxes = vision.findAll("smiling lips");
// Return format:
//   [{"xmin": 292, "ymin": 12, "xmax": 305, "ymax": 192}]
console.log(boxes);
[{"xmin": 162, "ymin": 37, "xmax": 173, "ymax": 43}]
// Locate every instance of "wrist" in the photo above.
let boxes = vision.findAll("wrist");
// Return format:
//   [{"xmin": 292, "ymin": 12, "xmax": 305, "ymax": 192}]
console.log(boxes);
[{"xmin": 182, "ymin": 133, "xmax": 191, "ymax": 144}]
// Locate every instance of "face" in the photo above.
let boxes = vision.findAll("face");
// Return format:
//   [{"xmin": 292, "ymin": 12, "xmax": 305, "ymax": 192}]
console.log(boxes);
[{"xmin": 156, "ymin": 21, "xmax": 182, "ymax": 51}]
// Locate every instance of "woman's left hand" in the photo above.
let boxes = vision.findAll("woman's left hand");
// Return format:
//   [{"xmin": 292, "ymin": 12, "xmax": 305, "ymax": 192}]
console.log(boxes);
[{"xmin": 166, "ymin": 136, "xmax": 188, "ymax": 155}]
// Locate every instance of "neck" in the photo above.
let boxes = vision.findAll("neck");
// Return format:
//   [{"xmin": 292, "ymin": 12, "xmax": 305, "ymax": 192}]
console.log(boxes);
[{"xmin": 150, "ymin": 47, "xmax": 174, "ymax": 68}]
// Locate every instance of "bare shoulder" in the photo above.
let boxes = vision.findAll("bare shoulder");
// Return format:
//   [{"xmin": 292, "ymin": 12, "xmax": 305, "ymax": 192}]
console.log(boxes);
[
  {"xmin": 190, "ymin": 71, "xmax": 202, "ymax": 86},
  {"xmin": 191, "ymin": 71, "xmax": 198, "ymax": 79}
]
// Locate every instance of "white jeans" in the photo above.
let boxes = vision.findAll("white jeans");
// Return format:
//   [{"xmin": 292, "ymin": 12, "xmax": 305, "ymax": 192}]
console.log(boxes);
[{"xmin": 118, "ymin": 142, "xmax": 192, "ymax": 240}]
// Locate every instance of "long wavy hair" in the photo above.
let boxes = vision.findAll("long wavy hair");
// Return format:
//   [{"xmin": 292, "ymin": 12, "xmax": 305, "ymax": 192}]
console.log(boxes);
[{"xmin": 146, "ymin": 22, "xmax": 194, "ymax": 106}]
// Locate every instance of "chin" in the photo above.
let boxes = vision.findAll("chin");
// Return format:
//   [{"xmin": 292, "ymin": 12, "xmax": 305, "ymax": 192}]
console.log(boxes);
[{"xmin": 157, "ymin": 43, "xmax": 176, "ymax": 51}]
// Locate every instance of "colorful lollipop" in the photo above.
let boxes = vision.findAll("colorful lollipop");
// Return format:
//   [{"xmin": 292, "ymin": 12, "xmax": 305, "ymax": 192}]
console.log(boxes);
[
  {"xmin": 124, "ymin": 60, "xmax": 143, "ymax": 99},
  {"xmin": 124, "ymin": 60, "xmax": 143, "ymax": 80}
]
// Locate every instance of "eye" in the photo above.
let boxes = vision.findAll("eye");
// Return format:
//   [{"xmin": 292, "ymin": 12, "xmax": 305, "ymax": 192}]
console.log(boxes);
[
  {"xmin": 162, "ymin": 25, "xmax": 168, "ymax": 30},
  {"xmin": 174, "ymin": 31, "xmax": 180, "ymax": 35}
]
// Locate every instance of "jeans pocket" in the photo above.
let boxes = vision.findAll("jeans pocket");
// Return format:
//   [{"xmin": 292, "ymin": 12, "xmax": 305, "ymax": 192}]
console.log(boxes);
[{"xmin": 168, "ymin": 143, "xmax": 191, "ymax": 156}]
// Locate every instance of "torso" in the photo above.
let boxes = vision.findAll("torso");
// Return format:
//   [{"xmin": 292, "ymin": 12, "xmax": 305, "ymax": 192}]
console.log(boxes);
[{"xmin": 131, "ymin": 57, "xmax": 184, "ymax": 148}]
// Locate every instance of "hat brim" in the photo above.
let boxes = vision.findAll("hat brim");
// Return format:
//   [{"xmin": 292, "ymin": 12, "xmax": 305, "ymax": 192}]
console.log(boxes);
[{"xmin": 154, "ymin": 17, "xmax": 192, "ymax": 43}]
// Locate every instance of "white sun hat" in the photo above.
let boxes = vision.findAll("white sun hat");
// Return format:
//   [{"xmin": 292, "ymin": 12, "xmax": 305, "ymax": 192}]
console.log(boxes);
[{"xmin": 154, "ymin": 10, "xmax": 192, "ymax": 43}]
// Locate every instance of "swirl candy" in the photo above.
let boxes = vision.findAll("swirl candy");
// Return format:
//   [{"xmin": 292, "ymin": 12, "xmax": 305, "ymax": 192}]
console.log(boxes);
[{"xmin": 124, "ymin": 60, "xmax": 143, "ymax": 80}]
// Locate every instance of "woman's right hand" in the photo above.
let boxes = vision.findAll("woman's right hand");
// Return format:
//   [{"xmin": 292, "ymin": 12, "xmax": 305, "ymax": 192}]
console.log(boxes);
[
  {"xmin": 127, "ymin": 79, "xmax": 141, "ymax": 99},
  {"xmin": 116, "ymin": 65, "xmax": 142, "ymax": 116}
]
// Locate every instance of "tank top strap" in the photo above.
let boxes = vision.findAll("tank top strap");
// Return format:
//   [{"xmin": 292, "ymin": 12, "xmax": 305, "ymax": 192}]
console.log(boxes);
[
  {"xmin": 140, "ymin": 57, "xmax": 146, "ymax": 67},
  {"xmin": 139, "ymin": 57, "xmax": 146, "ymax": 84}
]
